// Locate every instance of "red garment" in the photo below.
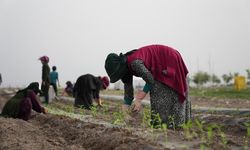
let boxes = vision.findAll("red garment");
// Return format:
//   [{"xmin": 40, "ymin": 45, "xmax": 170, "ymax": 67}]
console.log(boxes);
[{"xmin": 127, "ymin": 45, "xmax": 188, "ymax": 103}]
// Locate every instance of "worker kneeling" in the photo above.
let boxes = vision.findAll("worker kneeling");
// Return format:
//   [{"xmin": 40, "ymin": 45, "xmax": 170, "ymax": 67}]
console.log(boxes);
[{"xmin": 1, "ymin": 82, "xmax": 47, "ymax": 121}]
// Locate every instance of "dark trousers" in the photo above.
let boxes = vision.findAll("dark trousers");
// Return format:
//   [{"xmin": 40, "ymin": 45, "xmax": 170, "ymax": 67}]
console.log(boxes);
[
  {"xmin": 50, "ymin": 83, "xmax": 58, "ymax": 96},
  {"xmin": 41, "ymin": 83, "xmax": 49, "ymax": 104}
]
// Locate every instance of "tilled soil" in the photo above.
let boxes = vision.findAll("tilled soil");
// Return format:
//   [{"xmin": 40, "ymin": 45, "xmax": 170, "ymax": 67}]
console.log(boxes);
[
  {"xmin": 190, "ymin": 96, "xmax": 250, "ymax": 109},
  {"xmin": 0, "ymin": 89, "xmax": 250, "ymax": 149},
  {"xmin": 0, "ymin": 113, "xmax": 164, "ymax": 150}
]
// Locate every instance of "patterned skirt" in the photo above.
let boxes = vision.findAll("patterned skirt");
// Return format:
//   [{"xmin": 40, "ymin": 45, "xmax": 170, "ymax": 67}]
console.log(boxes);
[{"xmin": 150, "ymin": 81, "xmax": 191, "ymax": 128}]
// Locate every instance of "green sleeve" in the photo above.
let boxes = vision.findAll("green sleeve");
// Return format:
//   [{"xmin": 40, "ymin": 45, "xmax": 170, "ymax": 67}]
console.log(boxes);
[
  {"xmin": 143, "ymin": 83, "xmax": 151, "ymax": 93},
  {"xmin": 124, "ymin": 97, "xmax": 133, "ymax": 105}
]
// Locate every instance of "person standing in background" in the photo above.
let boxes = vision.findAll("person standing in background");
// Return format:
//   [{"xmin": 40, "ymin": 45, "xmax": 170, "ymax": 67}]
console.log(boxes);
[
  {"xmin": 0, "ymin": 73, "xmax": 2, "ymax": 86},
  {"xmin": 39, "ymin": 56, "xmax": 50, "ymax": 104},
  {"xmin": 50, "ymin": 66, "xmax": 60, "ymax": 96}
]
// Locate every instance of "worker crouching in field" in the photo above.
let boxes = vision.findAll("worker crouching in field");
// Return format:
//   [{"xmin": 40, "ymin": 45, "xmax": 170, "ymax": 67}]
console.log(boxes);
[
  {"xmin": 73, "ymin": 74, "xmax": 109, "ymax": 109},
  {"xmin": 105, "ymin": 44, "xmax": 191, "ymax": 128},
  {"xmin": 1, "ymin": 82, "xmax": 47, "ymax": 121},
  {"xmin": 62, "ymin": 81, "xmax": 74, "ymax": 97}
]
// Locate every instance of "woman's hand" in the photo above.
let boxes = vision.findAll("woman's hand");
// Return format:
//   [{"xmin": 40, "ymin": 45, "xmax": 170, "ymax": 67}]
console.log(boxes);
[
  {"xmin": 131, "ymin": 90, "xmax": 147, "ymax": 112},
  {"xmin": 95, "ymin": 98, "xmax": 102, "ymax": 107},
  {"xmin": 41, "ymin": 107, "xmax": 47, "ymax": 114},
  {"xmin": 131, "ymin": 99, "xmax": 142, "ymax": 112}
]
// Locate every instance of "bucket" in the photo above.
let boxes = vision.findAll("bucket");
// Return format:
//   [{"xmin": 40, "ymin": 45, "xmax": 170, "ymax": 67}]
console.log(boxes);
[{"xmin": 234, "ymin": 76, "xmax": 246, "ymax": 91}]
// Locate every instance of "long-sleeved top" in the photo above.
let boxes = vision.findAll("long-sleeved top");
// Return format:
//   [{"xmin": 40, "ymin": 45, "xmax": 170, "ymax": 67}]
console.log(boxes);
[
  {"xmin": 122, "ymin": 45, "xmax": 188, "ymax": 105},
  {"xmin": 122, "ymin": 60, "xmax": 154, "ymax": 105},
  {"xmin": 73, "ymin": 74, "xmax": 102, "ymax": 109},
  {"xmin": 42, "ymin": 64, "xmax": 50, "ymax": 84},
  {"xmin": 1, "ymin": 90, "xmax": 43, "ymax": 119}
]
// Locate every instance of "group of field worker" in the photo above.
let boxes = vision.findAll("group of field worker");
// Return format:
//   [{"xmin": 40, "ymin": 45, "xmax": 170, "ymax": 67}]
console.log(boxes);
[{"xmin": 1, "ymin": 44, "xmax": 191, "ymax": 128}]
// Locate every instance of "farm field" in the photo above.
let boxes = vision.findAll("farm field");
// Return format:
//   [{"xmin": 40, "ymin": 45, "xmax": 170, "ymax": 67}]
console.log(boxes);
[{"xmin": 0, "ymin": 88, "xmax": 249, "ymax": 149}]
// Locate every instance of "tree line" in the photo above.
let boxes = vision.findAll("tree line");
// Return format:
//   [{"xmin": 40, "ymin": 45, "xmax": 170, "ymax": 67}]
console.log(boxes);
[{"xmin": 190, "ymin": 69, "xmax": 250, "ymax": 87}]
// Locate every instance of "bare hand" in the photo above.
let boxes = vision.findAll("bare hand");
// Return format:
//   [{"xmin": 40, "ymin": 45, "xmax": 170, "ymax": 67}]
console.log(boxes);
[
  {"xmin": 41, "ymin": 107, "xmax": 47, "ymax": 114},
  {"xmin": 132, "ymin": 99, "xmax": 142, "ymax": 112}
]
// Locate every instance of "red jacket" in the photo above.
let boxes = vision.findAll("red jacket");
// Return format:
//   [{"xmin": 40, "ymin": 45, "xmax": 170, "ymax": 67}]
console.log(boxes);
[{"xmin": 127, "ymin": 45, "xmax": 188, "ymax": 103}]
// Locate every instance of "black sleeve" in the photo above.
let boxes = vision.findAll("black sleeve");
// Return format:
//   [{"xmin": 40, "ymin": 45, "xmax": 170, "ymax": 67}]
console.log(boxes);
[{"xmin": 121, "ymin": 72, "xmax": 134, "ymax": 102}]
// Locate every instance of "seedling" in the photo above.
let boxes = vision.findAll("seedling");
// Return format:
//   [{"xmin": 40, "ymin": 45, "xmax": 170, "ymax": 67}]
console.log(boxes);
[
  {"xmin": 215, "ymin": 125, "xmax": 228, "ymax": 148},
  {"xmin": 151, "ymin": 113, "xmax": 162, "ymax": 129},
  {"xmin": 161, "ymin": 123, "xmax": 168, "ymax": 132},
  {"xmin": 206, "ymin": 126, "xmax": 214, "ymax": 145},
  {"xmin": 102, "ymin": 104, "xmax": 109, "ymax": 114},
  {"xmin": 142, "ymin": 108, "xmax": 151, "ymax": 127},
  {"xmin": 90, "ymin": 106, "xmax": 98, "ymax": 117},
  {"xmin": 182, "ymin": 120, "xmax": 193, "ymax": 140},
  {"xmin": 168, "ymin": 115, "xmax": 176, "ymax": 130},
  {"xmin": 244, "ymin": 122, "xmax": 250, "ymax": 138},
  {"xmin": 195, "ymin": 119, "xmax": 205, "ymax": 132},
  {"xmin": 112, "ymin": 111, "xmax": 125, "ymax": 125}
]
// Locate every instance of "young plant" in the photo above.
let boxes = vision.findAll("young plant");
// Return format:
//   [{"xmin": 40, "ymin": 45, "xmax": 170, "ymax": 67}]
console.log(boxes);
[
  {"xmin": 151, "ymin": 113, "xmax": 162, "ymax": 129},
  {"xmin": 65, "ymin": 104, "xmax": 74, "ymax": 113},
  {"xmin": 112, "ymin": 111, "xmax": 125, "ymax": 125},
  {"xmin": 216, "ymin": 125, "xmax": 228, "ymax": 148},
  {"xmin": 244, "ymin": 122, "xmax": 250, "ymax": 138},
  {"xmin": 220, "ymin": 132, "xmax": 227, "ymax": 148},
  {"xmin": 243, "ymin": 136, "xmax": 249, "ymax": 150},
  {"xmin": 90, "ymin": 106, "xmax": 98, "ymax": 117},
  {"xmin": 161, "ymin": 123, "xmax": 168, "ymax": 132},
  {"xmin": 182, "ymin": 120, "xmax": 193, "ymax": 140},
  {"xmin": 142, "ymin": 108, "xmax": 151, "ymax": 127},
  {"xmin": 168, "ymin": 115, "xmax": 175, "ymax": 130},
  {"xmin": 200, "ymin": 144, "xmax": 207, "ymax": 150},
  {"xmin": 206, "ymin": 126, "xmax": 214, "ymax": 145},
  {"xmin": 102, "ymin": 104, "xmax": 109, "ymax": 115},
  {"xmin": 194, "ymin": 119, "xmax": 208, "ymax": 144},
  {"xmin": 241, "ymin": 123, "xmax": 250, "ymax": 150},
  {"xmin": 195, "ymin": 119, "xmax": 205, "ymax": 132}
]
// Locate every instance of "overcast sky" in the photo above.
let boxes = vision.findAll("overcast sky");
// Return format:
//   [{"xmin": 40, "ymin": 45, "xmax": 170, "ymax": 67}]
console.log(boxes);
[{"xmin": 0, "ymin": 0, "xmax": 250, "ymax": 87}]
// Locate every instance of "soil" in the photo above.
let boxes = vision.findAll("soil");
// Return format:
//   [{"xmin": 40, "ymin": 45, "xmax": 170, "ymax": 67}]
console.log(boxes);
[
  {"xmin": 190, "ymin": 96, "xmax": 250, "ymax": 109},
  {"xmin": 0, "ymin": 88, "xmax": 249, "ymax": 150}
]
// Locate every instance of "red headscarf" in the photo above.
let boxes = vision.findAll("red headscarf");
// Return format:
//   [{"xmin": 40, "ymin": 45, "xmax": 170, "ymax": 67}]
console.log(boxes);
[
  {"xmin": 101, "ymin": 76, "xmax": 110, "ymax": 89},
  {"xmin": 39, "ymin": 56, "xmax": 49, "ymax": 63}
]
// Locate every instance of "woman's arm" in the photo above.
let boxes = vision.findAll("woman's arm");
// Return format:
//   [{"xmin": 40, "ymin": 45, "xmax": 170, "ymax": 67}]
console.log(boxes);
[
  {"xmin": 130, "ymin": 60, "xmax": 155, "ymax": 112},
  {"xmin": 131, "ymin": 59, "xmax": 154, "ymax": 85},
  {"xmin": 27, "ymin": 90, "xmax": 46, "ymax": 113}
]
